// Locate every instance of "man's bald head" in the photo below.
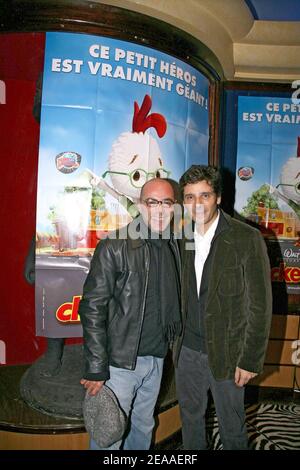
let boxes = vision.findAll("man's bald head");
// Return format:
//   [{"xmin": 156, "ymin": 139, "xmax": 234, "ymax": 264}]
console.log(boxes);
[{"xmin": 140, "ymin": 178, "xmax": 175, "ymax": 202}]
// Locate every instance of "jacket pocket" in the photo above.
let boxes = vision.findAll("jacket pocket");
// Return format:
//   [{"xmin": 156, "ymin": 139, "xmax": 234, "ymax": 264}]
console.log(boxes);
[{"xmin": 218, "ymin": 266, "xmax": 244, "ymax": 297}]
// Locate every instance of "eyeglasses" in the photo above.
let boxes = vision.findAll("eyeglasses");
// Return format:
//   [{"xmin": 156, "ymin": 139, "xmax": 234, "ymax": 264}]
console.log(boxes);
[
  {"xmin": 276, "ymin": 183, "xmax": 300, "ymax": 195},
  {"xmin": 184, "ymin": 192, "xmax": 215, "ymax": 202},
  {"xmin": 102, "ymin": 168, "xmax": 171, "ymax": 188},
  {"xmin": 142, "ymin": 198, "xmax": 176, "ymax": 208}
]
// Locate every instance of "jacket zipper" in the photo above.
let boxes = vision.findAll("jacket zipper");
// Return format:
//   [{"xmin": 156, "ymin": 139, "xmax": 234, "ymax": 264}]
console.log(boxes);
[
  {"xmin": 131, "ymin": 242, "xmax": 150, "ymax": 369},
  {"xmin": 176, "ymin": 248, "xmax": 190, "ymax": 358},
  {"xmin": 169, "ymin": 235, "xmax": 181, "ymax": 280}
]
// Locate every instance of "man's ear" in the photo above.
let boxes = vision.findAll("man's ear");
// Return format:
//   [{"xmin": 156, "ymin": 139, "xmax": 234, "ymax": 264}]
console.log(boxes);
[
  {"xmin": 217, "ymin": 195, "xmax": 222, "ymax": 206},
  {"xmin": 136, "ymin": 201, "xmax": 143, "ymax": 213}
]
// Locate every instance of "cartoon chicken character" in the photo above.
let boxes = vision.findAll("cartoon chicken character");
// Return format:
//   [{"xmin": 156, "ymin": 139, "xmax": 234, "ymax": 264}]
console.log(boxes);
[
  {"xmin": 270, "ymin": 137, "xmax": 300, "ymax": 219},
  {"xmin": 85, "ymin": 94, "xmax": 169, "ymax": 217}
]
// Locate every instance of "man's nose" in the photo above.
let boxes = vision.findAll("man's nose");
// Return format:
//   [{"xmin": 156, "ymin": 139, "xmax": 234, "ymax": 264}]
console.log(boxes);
[{"xmin": 194, "ymin": 197, "xmax": 205, "ymax": 205}]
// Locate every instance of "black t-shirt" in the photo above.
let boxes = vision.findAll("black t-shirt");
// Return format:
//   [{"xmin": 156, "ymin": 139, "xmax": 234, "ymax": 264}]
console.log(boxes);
[{"xmin": 138, "ymin": 239, "xmax": 168, "ymax": 358}]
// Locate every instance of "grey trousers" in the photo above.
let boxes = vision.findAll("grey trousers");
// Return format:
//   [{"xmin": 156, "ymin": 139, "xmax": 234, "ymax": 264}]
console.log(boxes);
[{"xmin": 175, "ymin": 346, "xmax": 249, "ymax": 450}]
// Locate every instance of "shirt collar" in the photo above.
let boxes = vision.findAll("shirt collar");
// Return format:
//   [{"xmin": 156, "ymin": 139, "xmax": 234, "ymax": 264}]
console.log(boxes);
[{"xmin": 194, "ymin": 210, "xmax": 220, "ymax": 242}]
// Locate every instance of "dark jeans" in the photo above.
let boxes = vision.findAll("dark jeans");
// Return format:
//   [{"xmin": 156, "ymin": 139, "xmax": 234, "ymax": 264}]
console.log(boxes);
[{"xmin": 175, "ymin": 346, "xmax": 249, "ymax": 450}]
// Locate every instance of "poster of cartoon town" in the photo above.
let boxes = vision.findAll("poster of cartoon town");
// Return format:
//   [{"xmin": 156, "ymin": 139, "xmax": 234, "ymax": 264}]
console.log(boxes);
[
  {"xmin": 235, "ymin": 96, "xmax": 300, "ymax": 295},
  {"xmin": 35, "ymin": 32, "xmax": 209, "ymax": 336}
]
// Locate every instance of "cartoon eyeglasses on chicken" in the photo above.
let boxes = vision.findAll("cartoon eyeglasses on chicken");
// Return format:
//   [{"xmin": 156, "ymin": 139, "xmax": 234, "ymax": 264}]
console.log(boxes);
[
  {"xmin": 276, "ymin": 182, "xmax": 300, "ymax": 196},
  {"xmin": 102, "ymin": 167, "xmax": 171, "ymax": 189}
]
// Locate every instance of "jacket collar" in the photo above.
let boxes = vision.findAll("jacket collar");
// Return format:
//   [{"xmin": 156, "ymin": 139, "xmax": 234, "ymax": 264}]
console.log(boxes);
[
  {"xmin": 129, "ymin": 238, "xmax": 146, "ymax": 249},
  {"xmin": 212, "ymin": 209, "xmax": 232, "ymax": 241},
  {"xmin": 185, "ymin": 208, "xmax": 230, "ymax": 244},
  {"xmin": 206, "ymin": 210, "xmax": 237, "ymax": 303},
  {"xmin": 126, "ymin": 219, "xmax": 174, "ymax": 249}
]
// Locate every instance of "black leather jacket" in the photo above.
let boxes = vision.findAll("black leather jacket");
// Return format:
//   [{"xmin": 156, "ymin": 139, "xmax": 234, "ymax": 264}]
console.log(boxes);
[{"xmin": 79, "ymin": 228, "xmax": 180, "ymax": 381}]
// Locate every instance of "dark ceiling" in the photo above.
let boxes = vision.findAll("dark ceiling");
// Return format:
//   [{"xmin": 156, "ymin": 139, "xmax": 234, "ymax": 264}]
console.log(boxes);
[{"xmin": 245, "ymin": 0, "xmax": 300, "ymax": 21}]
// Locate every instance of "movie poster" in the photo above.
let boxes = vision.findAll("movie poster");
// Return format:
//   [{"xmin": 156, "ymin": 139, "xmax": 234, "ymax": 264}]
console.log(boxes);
[
  {"xmin": 36, "ymin": 32, "xmax": 210, "ymax": 336},
  {"xmin": 235, "ymin": 96, "xmax": 300, "ymax": 295}
]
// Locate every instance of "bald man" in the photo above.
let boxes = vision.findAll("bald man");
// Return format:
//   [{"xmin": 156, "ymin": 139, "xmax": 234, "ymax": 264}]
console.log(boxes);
[{"xmin": 79, "ymin": 178, "xmax": 181, "ymax": 450}]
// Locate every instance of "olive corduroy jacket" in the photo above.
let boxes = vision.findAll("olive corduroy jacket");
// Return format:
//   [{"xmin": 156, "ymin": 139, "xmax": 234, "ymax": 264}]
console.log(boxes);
[{"xmin": 174, "ymin": 210, "xmax": 272, "ymax": 380}]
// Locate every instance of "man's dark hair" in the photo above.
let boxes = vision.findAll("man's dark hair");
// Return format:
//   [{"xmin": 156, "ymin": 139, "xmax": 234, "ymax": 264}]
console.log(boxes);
[{"xmin": 179, "ymin": 165, "xmax": 222, "ymax": 196}]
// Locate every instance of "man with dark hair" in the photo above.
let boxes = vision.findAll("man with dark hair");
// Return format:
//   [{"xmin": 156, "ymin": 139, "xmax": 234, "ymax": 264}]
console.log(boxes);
[
  {"xmin": 79, "ymin": 178, "xmax": 181, "ymax": 450},
  {"xmin": 174, "ymin": 164, "xmax": 272, "ymax": 450}
]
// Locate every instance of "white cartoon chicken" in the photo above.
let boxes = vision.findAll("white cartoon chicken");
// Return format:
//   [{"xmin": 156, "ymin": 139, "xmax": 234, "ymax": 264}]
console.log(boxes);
[{"xmin": 84, "ymin": 94, "xmax": 169, "ymax": 216}]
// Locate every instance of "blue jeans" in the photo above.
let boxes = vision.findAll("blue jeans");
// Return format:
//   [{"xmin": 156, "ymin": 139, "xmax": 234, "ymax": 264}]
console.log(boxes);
[{"xmin": 90, "ymin": 356, "xmax": 164, "ymax": 450}]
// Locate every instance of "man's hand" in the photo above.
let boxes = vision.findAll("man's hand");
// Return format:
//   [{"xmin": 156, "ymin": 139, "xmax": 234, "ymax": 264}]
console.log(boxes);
[
  {"xmin": 235, "ymin": 367, "xmax": 257, "ymax": 387},
  {"xmin": 80, "ymin": 379, "xmax": 105, "ymax": 396}
]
